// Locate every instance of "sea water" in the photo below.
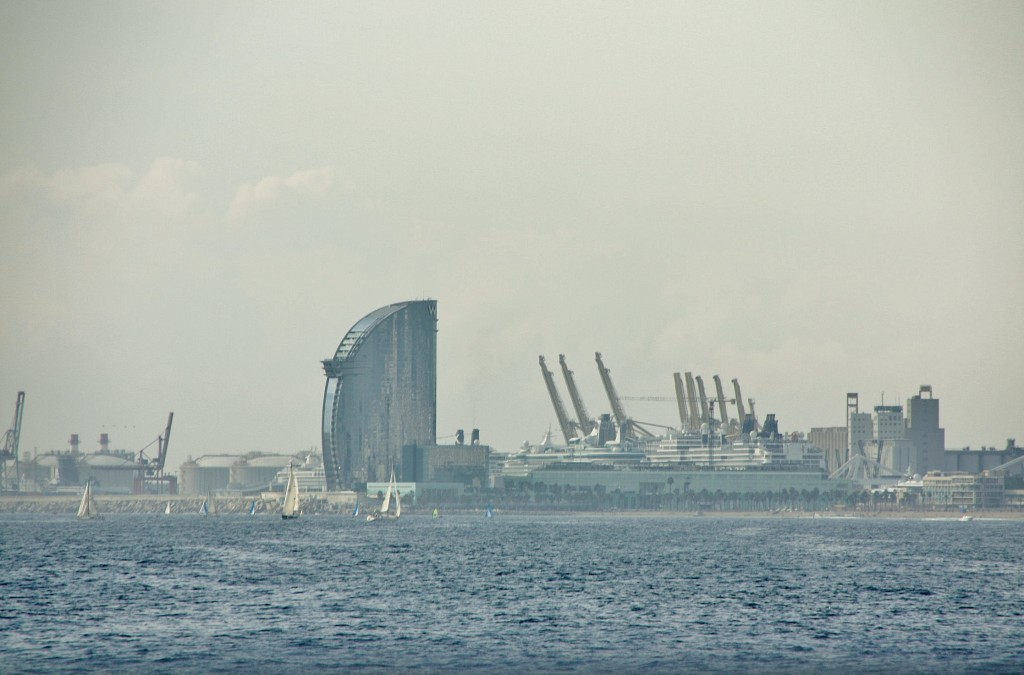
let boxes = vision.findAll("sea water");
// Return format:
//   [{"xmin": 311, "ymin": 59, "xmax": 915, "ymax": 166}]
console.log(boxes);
[{"xmin": 1, "ymin": 513, "xmax": 1022, "ymax": 673}]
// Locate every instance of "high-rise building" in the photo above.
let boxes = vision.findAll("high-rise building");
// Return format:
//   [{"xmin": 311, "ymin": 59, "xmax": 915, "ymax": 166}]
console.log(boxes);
[
  {"xmin": 874, "ymin": 405, "xmax": 905, "ymax": 441},
  {"xmin": 906, "ymin": 385, "xmax": 944, "ymax": 473},
  {"xmin": 321, "ymin": 300, "xmax": 437, "ymax": 489}
]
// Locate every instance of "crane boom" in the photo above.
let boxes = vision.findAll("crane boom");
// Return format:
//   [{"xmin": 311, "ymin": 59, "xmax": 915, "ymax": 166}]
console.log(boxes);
[
  {"xmin": 732, "ymin": 379, "xmax": 748, "ymax": 431},
  {"xmin": 1, "ymin": 391, "xmax": 25, "ymax": 490},
  {"xmin": 684, "ymin": 373, "xmax": 701, "ymax": 429},
  {"xmin": 539, "ymin": 356, "xmax": 577, "ymax": 444},
  {"xmin": 672, "ymin": 373, "xmax": 689, "ymax": 430},
  {"xmin": 595, "ymin": 352, "xmax": 628, "ymax": 426},
  {"xmin": 713, "ymin": 375, "xmax": 731, "ymax": 429},
  {"xmin": 559, "ymin": 354, "xmax": 596, "ymax": 436},
  {"xmin": 156, "ymin": 412, "xmax": 173, "ymax": 472},
  {"xmin": 695, "ymin": 376, "xmax": 711, "ymax": 424},
  {"xmin": 594, "ymin": 353, "xmax": 656, "ymax": 439}
]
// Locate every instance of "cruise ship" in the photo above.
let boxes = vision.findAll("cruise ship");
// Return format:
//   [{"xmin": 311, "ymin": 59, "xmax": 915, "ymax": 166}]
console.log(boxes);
[
  {"xmin": 645, "ymin": 414, "xmax": 826, "ymax": 472},
  {"xmin": 499, "ymin": 429, "xmax": 647, "ymax": 478}
]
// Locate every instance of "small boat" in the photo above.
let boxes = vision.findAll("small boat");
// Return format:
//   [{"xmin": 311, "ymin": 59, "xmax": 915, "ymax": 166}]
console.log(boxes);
[
  {"xmin": 200, "ymin": 491, "xmax": 217, "ymax": 516},
  {"xmin": 432, "ymin": 507, "xmax": 441, "ymax": 519},
  {"xmin": 165, "ymin": 500, "xmax": 172, "ymax": 515},
  {"xmin": 485, "ymin": 503, "xmax": 493, "ymax": 518},
  {"xmin": 248, "ymin": 500, "xmax": 257, "ymax": 516},
  {"xmin": 960, "ymin": 514, "xmax": 974, "ymax": 522},
  {"xmin": 282, "ymin": 464, "xmax": 301, "ymax": 520},
  {"xmin": 367, "ymin": 468, "xmax": 400, "ymax": 522},
  {"xmin": 352, "ymin": 502, "xmax": 360, "ymax": 517},
  {"xmin": 76, "ymin": 481, "xmax": 102, "ymax": 520}
]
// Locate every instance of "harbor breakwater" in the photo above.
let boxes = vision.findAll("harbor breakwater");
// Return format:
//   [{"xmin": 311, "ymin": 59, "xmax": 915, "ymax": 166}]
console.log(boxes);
[{"xmin": 0, "ymin": 495, "xmax": 297, "ymax": 516}]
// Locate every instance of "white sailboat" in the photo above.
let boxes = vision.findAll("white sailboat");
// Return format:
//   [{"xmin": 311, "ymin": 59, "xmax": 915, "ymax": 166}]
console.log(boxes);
[
  {"xmin": 200, "ymin": 491, "xmax": 217, "ymax": 516},
  {"xmin": 165, "ymin": 500, "xmax": 172, "ymax": 515},
  {"xmin": 76, "ymin": 481, "xmax": 101, "ymax": 520},
  {"xmin": 282, "ymin": 464, "xmax": 300, "ymax": 520},
  {"xmin": 366, "ymin": 468, "xmax": 401, "ymax": 522}
]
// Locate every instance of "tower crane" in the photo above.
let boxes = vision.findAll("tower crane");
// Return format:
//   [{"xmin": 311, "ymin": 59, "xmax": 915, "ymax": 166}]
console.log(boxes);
[
  {"xmin": 559, "ymin": 354, "xmax": 596, "ymax": 436},
  {"xmin": 0, "ymin": 391, "xmax": 25, "ymax": 491},
  {"xmin": 538, "ymin": 356, "xmax": 578, "ymax": 445}
]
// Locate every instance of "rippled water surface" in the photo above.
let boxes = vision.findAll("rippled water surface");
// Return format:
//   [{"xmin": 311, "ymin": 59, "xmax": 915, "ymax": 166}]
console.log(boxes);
[{"xmin": 2, "ymin": 514, "xmax": 1022, "ymax": 673}]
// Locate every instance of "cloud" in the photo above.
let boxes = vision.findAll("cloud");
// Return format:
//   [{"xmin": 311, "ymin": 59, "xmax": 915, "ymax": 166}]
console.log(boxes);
[{"xmin": 226, "ymin": 166, "xmax": 337, "ymax": 221}]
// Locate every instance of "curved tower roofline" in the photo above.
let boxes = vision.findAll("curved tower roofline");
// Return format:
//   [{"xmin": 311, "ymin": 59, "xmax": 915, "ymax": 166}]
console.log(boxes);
[{"xmin": 331, "ymin": 301, "xmax": 413, "ymax": 362}]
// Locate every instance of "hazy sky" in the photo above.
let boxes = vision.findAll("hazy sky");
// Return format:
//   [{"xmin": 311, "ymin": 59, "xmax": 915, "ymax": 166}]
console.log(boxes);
[{"xmin": 2, "ymin": 1, "xmax": 1022, "ymax": 470}]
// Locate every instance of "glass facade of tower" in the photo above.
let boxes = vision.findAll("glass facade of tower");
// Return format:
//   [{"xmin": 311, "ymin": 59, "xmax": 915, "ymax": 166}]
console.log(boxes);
[{"xmin": 321, "ymin": 300, "xmax": 437, "ymax": 490}]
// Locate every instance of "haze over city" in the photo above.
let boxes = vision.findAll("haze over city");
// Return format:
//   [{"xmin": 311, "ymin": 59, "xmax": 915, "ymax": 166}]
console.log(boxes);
[{"xmin": 1, "ymin": 2, "xmax": 1022, "ymax": 471}]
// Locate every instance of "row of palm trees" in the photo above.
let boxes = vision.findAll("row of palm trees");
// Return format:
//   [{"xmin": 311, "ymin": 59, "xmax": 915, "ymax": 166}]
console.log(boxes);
[{"xmin": 435, "ymin": 482, "xmax": 877, "ymax": 513}]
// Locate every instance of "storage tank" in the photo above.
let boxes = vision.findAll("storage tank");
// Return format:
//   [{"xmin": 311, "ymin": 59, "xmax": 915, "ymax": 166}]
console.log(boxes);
[
  {"xmin": 231, "ymin": 455, "xmax": 295, "ymax": 490},
  {"xmin": 179, "ymin": 455, "xmax": 236, "ymax": 495}
]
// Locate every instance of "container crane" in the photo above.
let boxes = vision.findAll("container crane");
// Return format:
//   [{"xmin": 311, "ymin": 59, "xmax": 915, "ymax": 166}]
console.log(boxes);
[
  {"xmin": 134, "ymin": 412, "xmax": 177, "ymax": 494},
  {"xmin": 732, "ymin": 378, "xmax": 748, "ymax": 432},
  {"xmin": 594, "ymin": 353, "xmax": 656, "ymax": 440},
  {"xmin": 684, "ymin": 373, "xmax": 701, "ymax": 428},
  {"xmin": 558, "ymin": 354, "xmax": 596, "ymax": 437},
  {"xmin": 1, "ymin": 391, "xmax": 25, "ymax": 491},
  {"xmin": 695, "ymin": 376, "xmax": 711, "ymax": 425},
  {"xmin": 539, "ymin": 356, "xmax": 578, "ymax": 445},
  {"xmin": 713, "ymin": 375, "xmax": 733, "ymax": 430},
  {"xmin": 672, "ymin": 373, "xmax": 690, "ymax": 430}
]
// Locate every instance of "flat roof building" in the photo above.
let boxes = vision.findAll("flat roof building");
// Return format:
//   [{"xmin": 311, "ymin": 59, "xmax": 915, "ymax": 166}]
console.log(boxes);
[{"xmin": 322, "ymin": 300, "xmax": 437, "ymax": 489}]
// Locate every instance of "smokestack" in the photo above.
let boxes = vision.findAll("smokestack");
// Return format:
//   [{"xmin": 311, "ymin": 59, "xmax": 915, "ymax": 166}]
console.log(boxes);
[
  {"xmin": 471, "ymin": 429, "xmax": 480, "ymax": 446},
  {"xmin": 99, "ymin": 433, "xmax": 110, "ymax": 453},
  {"xmin": 69, "ymin": 434, "xmax": 80, "ymax": 454},
  {"xmin": 456, "ymin": 429, "xmax": 465, "ymax": 445}
]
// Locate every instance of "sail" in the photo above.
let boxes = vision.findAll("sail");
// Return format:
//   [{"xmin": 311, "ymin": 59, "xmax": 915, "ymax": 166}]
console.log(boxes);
[
  {"xmin": 200, "ymin": 496, "xmax": 209, "ymax": 516},
  {"xmin": 368, "ymin": 468, "xmax": 401, "ymax": 521},
  {"xmin": 165, "ymin": 501, "xmax": 172, "ymax": 515},
  {"xmin": 77, "ymin": 482, "xmax": 98, "ymax": 519},
  {"xmin": 249, "ymin": 500, "xmax": 257, "ymax": 516},
  {"xmin": 282, "ymin": 465, "xmax": 300, "ymax": 518},
  {"xmin": 353, "ymin": 502, "xmax": 360, "ymax": 517},
  {"xmin": 486, "ymin": 503, "xmax": 494, "ymax": 518},
  {"xmin": 76, "ymin": 483, "xmax": 89, "ymax": 518}
]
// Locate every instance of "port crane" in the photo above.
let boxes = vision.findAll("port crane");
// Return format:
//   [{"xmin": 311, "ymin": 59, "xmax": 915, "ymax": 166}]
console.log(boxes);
[
  {"xmin": 712, "ymin": 376, "xmax": 732, "ymax": 431},
  {"xmin": 538, "ymin": 356, "xmax": 578, "ymax": 445},
  {"xmin": 732, "ymin": 378, "xmax": 748, "ymax": 431},
  {"xmin": 134, "ymin": 412, "xmax": 176, "ymax": 494},
  {"xmin": 594, "ymin": 353, "xmax": 657, "ymax": 440},
  {"xmin": 1, "ymin": 391, "xmax": 25, "ymax": 492},
  {"xmin": 672, "ymin": 373, "xmax": 691, "ymax": 430},
  {"xmin": 559, "ymin": 354, "xmax": 597, "ymax": 437}
]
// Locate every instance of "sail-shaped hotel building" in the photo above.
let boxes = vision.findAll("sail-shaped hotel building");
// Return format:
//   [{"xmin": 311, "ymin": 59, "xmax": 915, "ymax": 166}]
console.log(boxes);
[{"xmin": 321, "ymin": 300, "xmax": 437, "ymax": 489}]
